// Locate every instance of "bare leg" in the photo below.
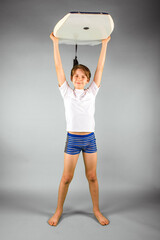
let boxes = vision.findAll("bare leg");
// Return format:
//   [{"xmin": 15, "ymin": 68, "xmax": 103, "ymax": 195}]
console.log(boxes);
[
  {"xmin": 48, "ymin": 152, "xmax": 79, "ymax": 226},
  {"xmin": 82, "ymin": 152, "xmax": 110, "ymax": 226}
]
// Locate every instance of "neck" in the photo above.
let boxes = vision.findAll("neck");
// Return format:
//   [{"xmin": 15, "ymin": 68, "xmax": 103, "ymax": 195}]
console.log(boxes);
[{"xmin": 74, "ymin": 87, "xmax": 84, "ymax": 90}]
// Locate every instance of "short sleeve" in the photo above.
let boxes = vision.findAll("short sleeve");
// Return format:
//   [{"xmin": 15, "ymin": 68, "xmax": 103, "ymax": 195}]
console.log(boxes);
[
  {"xmin": 59, "ymin": 81, "xmax": 72, "ymax": 98},
  {"xmin": 87, "ymin": 81, "xmax": 100, "ymax": 96}
]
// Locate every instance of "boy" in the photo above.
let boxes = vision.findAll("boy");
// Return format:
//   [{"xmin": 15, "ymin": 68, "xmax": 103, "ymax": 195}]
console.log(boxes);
[{"xmin": 48, "ymin": 32, "xmax": 111, "ymax": 226}]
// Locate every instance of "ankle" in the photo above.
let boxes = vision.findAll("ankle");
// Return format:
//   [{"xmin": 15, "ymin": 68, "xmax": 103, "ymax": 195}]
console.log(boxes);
[{"xmin": 93, "ymin": 208, "xmax": 100, "ymax": 213}]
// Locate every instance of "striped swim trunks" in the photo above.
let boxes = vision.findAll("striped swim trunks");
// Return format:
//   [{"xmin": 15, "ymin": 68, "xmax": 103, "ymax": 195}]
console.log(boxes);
[{"xmin": 64, "ymin": 132, "xmax": 97, "ymax": 155}]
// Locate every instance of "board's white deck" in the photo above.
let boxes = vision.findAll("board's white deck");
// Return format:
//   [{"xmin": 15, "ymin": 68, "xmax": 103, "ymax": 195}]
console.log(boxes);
[{"xmin": 53, "ymin": 13, "xmax": 114, "ymax": 45}]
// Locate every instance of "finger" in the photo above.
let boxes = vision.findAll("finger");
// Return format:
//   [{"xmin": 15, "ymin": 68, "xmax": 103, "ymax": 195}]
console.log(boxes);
[
  {"xmin": 50, "ymin": 32, "xmax": 55, "ymax": 40},
  {"xmin": 49, "ymin": 32, "xmax": 53, "ymax": 38}
]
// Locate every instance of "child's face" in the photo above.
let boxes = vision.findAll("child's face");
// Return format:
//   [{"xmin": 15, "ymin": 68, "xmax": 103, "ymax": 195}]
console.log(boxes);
[{"xmin": 71, "ymin": 69, "xmax": 89, "ymax": 89}]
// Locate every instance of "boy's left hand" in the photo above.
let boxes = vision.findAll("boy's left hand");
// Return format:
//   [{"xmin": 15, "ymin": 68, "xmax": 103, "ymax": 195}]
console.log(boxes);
[{"xmin": 102, "ymin": 36, "xmax": 111, "ymax": 44}]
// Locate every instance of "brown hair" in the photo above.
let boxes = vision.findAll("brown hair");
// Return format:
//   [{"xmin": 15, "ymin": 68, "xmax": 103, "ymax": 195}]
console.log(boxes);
[{"xmin": 71, "ymin": 64, "xmax": 91, "ymax": 80}]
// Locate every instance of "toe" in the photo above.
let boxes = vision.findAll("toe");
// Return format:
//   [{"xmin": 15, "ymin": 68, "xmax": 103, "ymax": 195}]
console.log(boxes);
[
  {"xmin": 48, "ymin": 220, "xmax": 54, "ymax": 226},
  {"xmin": 52, "ymin": 221, "xmax": 57, "ymax": 226}
]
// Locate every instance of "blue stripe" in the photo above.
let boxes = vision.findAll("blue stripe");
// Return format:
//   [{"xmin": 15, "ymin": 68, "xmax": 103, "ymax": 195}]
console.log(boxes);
[
  {"xmin": 64, "ymin": 132, "xmax": 97, "ymax": 155},
  {"xmin": 70, "ymin": 11, "xmax": 108, "ymax": 15}
]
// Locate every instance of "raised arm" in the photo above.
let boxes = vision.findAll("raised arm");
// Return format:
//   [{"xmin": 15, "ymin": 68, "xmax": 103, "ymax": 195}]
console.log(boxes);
[
  {"xmin": 93, "ymin": 36, "xmax": 111, "ymax": 87},
  {"xmin": 50, "ymin": 32, "xmax": 66, "ymax": 87}
]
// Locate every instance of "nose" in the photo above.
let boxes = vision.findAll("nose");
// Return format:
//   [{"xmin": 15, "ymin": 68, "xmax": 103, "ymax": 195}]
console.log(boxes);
[{"xmin": 76, "ymin": 77, "xmax": 81, "ymax": 82}]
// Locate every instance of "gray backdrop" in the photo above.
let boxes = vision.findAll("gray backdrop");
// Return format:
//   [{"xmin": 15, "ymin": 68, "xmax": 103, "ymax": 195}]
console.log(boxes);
[{"xmin": 1, "ymin": 0, "xmax": 160, "ymax": 240}]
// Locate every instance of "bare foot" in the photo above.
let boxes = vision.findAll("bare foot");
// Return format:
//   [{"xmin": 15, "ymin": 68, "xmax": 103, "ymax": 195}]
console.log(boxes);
[
  {"xmin": 93, "ymin": 210, "xmax": 110, "ymax": 226},
  {"xmin": 48, "ymin": 209, "xmax": 63, "ymax": 226}
]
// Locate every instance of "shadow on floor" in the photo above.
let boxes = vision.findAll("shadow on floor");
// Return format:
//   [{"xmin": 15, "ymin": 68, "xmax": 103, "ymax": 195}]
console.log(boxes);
[
  {"xmin": 58, "ymin": 210, "xmax": 98, "ymax": 224},
  {"xmin": 0, "ymin": 188, "xmax": 160, "ymax": 221}
]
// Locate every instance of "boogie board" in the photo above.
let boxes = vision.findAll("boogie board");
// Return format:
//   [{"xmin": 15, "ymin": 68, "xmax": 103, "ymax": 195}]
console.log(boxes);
[{"xmin": 53, "ymin": 11, "xmax": 114, "ymax": 46}]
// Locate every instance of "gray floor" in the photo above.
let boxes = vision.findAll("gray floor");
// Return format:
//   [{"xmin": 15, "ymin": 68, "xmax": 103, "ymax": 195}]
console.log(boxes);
[{"xmin": 0, "ymin": 188, "xmax": 160, "ymax": 240}]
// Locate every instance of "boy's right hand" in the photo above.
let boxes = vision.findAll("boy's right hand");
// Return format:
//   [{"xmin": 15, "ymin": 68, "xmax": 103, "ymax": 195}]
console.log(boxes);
[{"xmin": 50, "ymin": 32, "xmax": 59, "ymax": 44}]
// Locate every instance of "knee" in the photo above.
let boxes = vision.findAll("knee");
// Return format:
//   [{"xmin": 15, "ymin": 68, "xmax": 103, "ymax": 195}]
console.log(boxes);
[
  {"xmin": 86, "ymin": 171, "xmax": 97, "ymax": 182},
  {"xmin": 61, "ymin": 174, "xmax": 73, "ymax": 184}
]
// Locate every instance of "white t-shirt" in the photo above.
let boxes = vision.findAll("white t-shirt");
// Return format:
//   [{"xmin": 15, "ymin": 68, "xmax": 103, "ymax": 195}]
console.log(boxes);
[{"xmin": 59, "ymin": 80, "xmax": 100, "ymax": 132}]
